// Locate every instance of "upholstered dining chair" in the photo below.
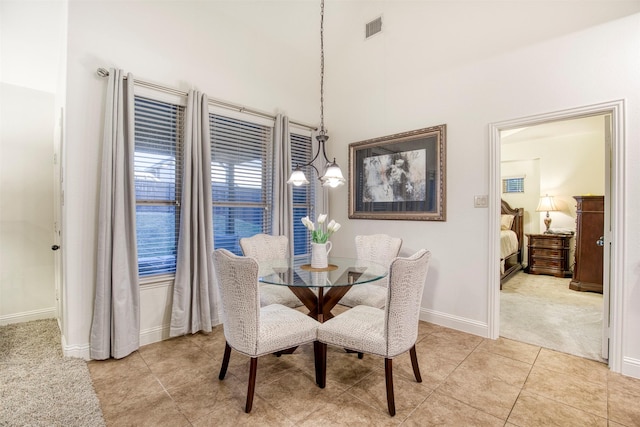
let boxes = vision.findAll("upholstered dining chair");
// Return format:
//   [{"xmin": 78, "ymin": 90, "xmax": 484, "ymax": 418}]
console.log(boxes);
[
  {"xmin": 239, "ymin": 233, "xmax": 303, "ymax": 308},
  {"xmin": 213, "ymin": 248, "xmax": 322, "ymax": 413},
  {"xmin": 338, "ymin": 234, "xmax": 402, "ymax": 309},
  {"xmin": 316, "ymin": 249, "xmax": 431, "ymax": 416}
]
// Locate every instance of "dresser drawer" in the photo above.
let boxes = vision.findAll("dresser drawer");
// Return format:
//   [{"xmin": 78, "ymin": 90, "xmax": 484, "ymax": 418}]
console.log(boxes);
[
  {"xmin": 529, "ymin": 236, "xmax": 569, "ymax": 249},
  {"xmin": 531, "ymin": 248, "xmax": 565, "ymax": 259},
  {"xmin": 530, "ymin": 258, "xmax": 563, "ymax": 269}
]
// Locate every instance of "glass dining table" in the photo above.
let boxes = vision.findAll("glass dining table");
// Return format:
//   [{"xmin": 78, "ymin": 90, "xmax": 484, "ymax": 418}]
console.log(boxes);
[{"xmin": 258, "ymin": 257, "xmax": 388, "ymax": 323}]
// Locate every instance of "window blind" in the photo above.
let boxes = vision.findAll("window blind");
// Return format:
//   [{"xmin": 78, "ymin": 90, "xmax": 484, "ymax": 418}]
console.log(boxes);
[
  {"xmin": 502, "ymin": 177, "xmax": 524, "ymax": 193},
  {"xmin": 210, "ymin": 114, "xmax": 273, "ymax": 254},
  {"xmin": 291, "ymin": 132, "xmax": 315, "ymax": 256},
  {"xmin": 134, "ymin": 96, "xmax": 184, "ymax": 276}
]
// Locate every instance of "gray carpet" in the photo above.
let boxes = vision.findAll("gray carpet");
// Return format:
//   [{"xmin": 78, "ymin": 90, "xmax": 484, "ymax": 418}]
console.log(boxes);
[
  {"xmin": 0, "ymin": 319, "xmax": 105, "ymax": 426},
  {"xmin": 500, "ymin": 271, "xmax": 605, "ymax": 362}
]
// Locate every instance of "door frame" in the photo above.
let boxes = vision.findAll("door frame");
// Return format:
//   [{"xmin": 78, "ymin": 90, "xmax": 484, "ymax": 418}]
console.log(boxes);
[{"xmin": 488, "ymin": 99, "xmax": 625, "ymax": 372}]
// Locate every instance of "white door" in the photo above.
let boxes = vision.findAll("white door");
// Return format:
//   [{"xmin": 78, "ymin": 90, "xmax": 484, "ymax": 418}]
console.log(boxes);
[
  {"xmin": 53, "ymin": 107, "xmax": 64, "ymax": 321},
  {"xmin": 601, "ymin": 114, "xmax": 612, "ymax": 360}
]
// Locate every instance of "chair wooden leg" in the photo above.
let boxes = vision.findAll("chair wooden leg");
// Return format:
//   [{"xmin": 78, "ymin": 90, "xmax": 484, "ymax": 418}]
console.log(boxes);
[
  {"xmin": 245, "ymin": 357, "xmax": 258, "ymax": 413},
  {"xmin": 314, "ymin": 341, "xmax": 327, "ymax": 388},
  {"xmin": 219, "ymin": 342, "xmax": 232, "ymax": 380},
  {"xmin": 384, "ymin": 358, "xmax": 395, "ymax": 416},
  {"xmin": 409, "ymin": 345, "xmax": 422, "ymax": 383}
]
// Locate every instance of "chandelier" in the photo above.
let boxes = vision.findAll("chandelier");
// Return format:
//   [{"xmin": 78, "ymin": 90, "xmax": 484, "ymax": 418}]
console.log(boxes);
[{"xmin": 287, "ymin": 0, "xmax": 345, "ymax": 188}]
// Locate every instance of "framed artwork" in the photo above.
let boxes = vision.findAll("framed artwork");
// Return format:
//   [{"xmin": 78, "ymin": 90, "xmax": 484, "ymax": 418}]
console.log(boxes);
[{"xmin": 348, "ymin": 124, "xmax": 446, "ymax": 221}]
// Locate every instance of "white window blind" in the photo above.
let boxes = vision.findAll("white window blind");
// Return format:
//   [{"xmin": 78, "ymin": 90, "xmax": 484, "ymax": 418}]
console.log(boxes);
[
  {"xmin": 210, "ymin": 114, "xmax": 273, "ymax": 254},
  {"xmin": 502, "ymin": 176, "xmax": 525, "ymax": 193},
  {"xmin": 291, "ymin": 132, "xmax": 315, "ymax": 256},
  {"xmin": 134, "ymin": 96, "xmax": 184, "ymax": 277}
]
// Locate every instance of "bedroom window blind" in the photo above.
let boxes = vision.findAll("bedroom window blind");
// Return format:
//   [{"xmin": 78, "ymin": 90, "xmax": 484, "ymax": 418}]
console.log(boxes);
[
  {"xmin": 291, "ymin": 131, "xmax": 315, "ymax": 256},
  {"xmin": 502, "ymin": 177, "xmax": 524, "ymax": 193},
  {"xmin": 210, "ymin": 113, "xmax": 273, "ymax": 255},
  {"xmin": 134, "ymin": 96, "xmax": 184, "ymax": 277}
]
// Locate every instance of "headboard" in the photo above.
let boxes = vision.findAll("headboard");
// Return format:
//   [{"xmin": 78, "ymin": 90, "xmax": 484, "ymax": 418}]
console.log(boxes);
[{"xmin": 501, "ymin": 199, "xmax": 524, "ymax": 257}]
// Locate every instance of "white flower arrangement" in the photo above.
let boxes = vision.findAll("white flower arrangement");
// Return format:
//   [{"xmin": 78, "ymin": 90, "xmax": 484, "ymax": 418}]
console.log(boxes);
[{"xmin": 301, "ymin": 214, "xmax": 341, "ymax": 244}]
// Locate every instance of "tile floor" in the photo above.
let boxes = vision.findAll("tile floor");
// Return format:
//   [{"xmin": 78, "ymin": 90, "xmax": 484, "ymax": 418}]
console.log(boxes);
[{"xmin": 88, "ymin": 319, "xmax": 640, "ymax": 426}]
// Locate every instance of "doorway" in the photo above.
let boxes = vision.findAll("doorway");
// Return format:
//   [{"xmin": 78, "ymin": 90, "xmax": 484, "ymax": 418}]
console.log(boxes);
[
  {"xmin": 500, "ymin": 115, "xmax": 606, "ymax": 362},
  {"xmin": 488, "ymin": 100, "xmax": 625, "ymax": 372}
]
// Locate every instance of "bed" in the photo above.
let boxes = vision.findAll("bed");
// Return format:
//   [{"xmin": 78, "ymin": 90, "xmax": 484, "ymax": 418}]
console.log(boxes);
[{"xmin": 500, "ymin": 199, "xmax": 524, "ymax": 288}]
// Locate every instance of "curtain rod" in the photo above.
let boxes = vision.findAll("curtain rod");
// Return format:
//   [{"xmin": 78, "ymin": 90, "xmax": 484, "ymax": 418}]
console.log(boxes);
[{"xmin": 96, "ymin": 67, "xmax": 317, "ymax": 131}]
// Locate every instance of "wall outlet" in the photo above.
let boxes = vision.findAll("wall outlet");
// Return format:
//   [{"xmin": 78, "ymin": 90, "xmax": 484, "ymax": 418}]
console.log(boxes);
[{"xmin": 474, "ymin": 195, "xmax": 488, "ymax": 208}]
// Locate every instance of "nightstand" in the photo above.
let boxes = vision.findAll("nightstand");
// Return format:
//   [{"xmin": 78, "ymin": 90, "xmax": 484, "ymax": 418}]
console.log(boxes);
[{"xmin": 526, "ymin": 233, "xmax": 573, "ymax": 278}]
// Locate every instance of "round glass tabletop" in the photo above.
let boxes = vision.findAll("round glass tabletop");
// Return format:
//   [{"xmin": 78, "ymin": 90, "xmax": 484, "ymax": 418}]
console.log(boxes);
[{"xmin": 258, "ymin": 257, "xmax": 387, "ymax": 288}]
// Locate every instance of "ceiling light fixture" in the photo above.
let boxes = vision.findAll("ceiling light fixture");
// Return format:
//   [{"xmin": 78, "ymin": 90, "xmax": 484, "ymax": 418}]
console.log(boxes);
[{"xmin": 287, "ymin": 0, "xmax": 345, "ymax": 188}]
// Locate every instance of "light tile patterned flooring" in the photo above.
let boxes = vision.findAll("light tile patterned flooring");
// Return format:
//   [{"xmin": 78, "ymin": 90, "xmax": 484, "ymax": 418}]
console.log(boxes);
[{"xmin": 88, "ymin": 318, "xmax": 640, "ymax": 426}]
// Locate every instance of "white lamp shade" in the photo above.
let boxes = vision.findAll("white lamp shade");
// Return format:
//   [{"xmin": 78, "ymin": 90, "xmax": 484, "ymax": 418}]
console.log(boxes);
[
  {"xmin": 321, "ymin": 162, "xmax": 345, "ymax": 188},
  {"xmin": 287, "ymin": 168, "xmax": 309, "ymax": 186},
  {"xmin": 536, "ymin": 195, "xmax": 558, "ymax": 212}
]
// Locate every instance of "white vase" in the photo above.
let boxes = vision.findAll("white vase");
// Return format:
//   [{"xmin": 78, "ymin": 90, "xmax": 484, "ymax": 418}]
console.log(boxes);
[{"xmin": 311, "ymin": 241, "xmax": 332, "ymax": 269}]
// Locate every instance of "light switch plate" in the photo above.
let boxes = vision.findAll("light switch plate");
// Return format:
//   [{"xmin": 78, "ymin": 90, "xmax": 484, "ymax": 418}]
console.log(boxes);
[{"xmin": 474, "ymin": 195, "xmax": 488, "ymax": 208}]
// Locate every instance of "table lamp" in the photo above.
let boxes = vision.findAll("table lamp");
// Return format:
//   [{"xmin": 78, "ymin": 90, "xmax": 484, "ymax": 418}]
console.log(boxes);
[{"xmin": 536, "ymin": 194, "xmax": 558, "ymax": 233}]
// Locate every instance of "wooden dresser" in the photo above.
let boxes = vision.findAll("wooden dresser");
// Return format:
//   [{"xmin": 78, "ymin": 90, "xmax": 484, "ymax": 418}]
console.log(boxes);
[
  {"xmin": 526, "ymin": 233, "xmax": 573, "ymax": 278},
  {"xmin": 570, "ymin": 195, "xmax": 604, "ymax": 293}
]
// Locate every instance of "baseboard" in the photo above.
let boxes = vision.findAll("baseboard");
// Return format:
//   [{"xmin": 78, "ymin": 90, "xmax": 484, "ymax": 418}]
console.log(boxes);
[
  {"xmin": 0, "ymin": 307, "xmax": 56, "ymax": 326},
  {"xmin": 419, "ymin": 308, "xmax": 489, "ymax": 338},
  {"xmin": 140, "ymin": 324, "xmax": 171, "ymax": 346},
  {"xmin": 61, "ymin": 334, "xmax": 91, "ymax": 360},
  {"xmin": 621, "ymin": 356, "xmax": 640, "ymax": 380}
]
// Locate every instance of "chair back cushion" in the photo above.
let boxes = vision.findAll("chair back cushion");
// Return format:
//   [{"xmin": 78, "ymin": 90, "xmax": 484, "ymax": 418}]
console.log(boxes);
[
  {"xmin": 240, "ymin": 234, "xmax": 289, "ymax": 261},
  {"xmin": 213, "ymin": 249, "xmax": 260, "ymax": 355},
  {"xmin": 355, "ymin": 234, "xmax": 402, "ymax": 287},
  {"xmin": 385, "ymin": 249, "xmax": 431, "ymax": 357}
]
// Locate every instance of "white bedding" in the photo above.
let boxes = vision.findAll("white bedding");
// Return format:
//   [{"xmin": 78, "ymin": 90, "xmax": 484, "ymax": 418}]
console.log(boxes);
[{"xmin": 500, "ymin": 229, "xmax": 519, "ymax": 274}]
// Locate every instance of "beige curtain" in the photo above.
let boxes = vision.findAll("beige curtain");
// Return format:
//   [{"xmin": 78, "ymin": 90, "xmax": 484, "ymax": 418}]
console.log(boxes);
[
  {"xmin": 272, "ymin": 114, "xmax": 294, "ymax": 257},
  {"xmin": 170, "ymin": 90, "xmax": 218, "ymax": 336},
  {"xmin": 90, "ymin": 69, "xmax": 140, "ymax": 360}
]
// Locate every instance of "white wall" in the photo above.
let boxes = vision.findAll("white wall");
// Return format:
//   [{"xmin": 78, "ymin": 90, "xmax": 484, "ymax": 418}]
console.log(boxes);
[
  {"xmin": 501, "ymin": 159, "xmax": 539, "ymax": 234},
  {"xmin": 0, "ymin": 0, "xmax": 65, "ymax": 325},
  {"xmin": 501, "ymin": 119, "xmax": 605, "ymax": 266},
  {"xmin": 0, "ymin": 84, "xmax": 56, "ymax": 323},
  {"xmin": 63, "ymin": 1, "xmax": 319, "ymax": 353},
  {"xmin": 325, "ymin": 5, "xmax": 640, "ymax": 378}
]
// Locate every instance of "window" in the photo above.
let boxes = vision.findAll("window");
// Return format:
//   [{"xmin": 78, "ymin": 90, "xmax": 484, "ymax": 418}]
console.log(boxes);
[
  {"xmin": 290, "ymin": 131, "xmax": 315, "ymax": 256},
  {"xmin": 134, "ymin": 96, "xmax": 184, "ymax": 277},
  {"xmin": 133, "ymin": 90, "xmax": 313, "ymax": 276},
  {"xmin": 210, "ymin": 113, "xmax": 273, "ymax": 255},
  {"xmin": 502, "ymin": 176, "xmax": 524, "ymax": 193}
]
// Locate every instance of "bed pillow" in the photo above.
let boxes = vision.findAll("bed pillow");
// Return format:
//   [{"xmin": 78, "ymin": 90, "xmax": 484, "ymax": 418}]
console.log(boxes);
[{"xmin": 501, "ymin": 214, "xmax": 515, "ymax": 230}]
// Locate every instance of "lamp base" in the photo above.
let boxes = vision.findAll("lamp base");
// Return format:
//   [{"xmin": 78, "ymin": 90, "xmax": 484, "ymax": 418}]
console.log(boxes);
[{"xmin": 543, "ymin": 216, "xmax": 552, "ymax": 233}]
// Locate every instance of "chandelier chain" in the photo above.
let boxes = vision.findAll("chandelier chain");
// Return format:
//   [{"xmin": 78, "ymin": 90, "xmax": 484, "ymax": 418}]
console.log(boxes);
[{"xmin": 319, "ymin": 0, "xmax": 325, "ymax": 134}]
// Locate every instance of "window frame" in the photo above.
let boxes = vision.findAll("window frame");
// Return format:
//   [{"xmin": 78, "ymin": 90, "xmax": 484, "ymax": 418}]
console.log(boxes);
[{"xmin": 208, "ymin": 106, "xmax": 275, "ymax": 255}]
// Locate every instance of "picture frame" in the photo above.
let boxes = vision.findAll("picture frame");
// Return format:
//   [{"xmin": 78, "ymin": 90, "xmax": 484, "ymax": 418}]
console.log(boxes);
[{"xmin": 348, "ymin": 124, "xmax": 446, "ymax": 221}]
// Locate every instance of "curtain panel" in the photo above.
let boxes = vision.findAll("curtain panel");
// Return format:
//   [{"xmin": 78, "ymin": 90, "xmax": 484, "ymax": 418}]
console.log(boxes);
[
  {"xmin": 170, "ymin": 90, "xmax": 218, "ymax": 336},
  {"xmin": 90, "ymin": 69, "xmax": 140, "ymax": 360},
  {"xmin": 272, "ymin": 114, "xmax": 294, "ymax": 257}
]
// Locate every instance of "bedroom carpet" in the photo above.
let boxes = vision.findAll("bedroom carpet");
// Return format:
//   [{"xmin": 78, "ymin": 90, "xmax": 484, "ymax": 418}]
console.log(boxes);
[
  {"xmin": 0, "ymin": 319, "xmax": 105, "ymax": 426},
  {"xmin": 500, "ymin": 271, "xmax": 605, "ymax": 363}
]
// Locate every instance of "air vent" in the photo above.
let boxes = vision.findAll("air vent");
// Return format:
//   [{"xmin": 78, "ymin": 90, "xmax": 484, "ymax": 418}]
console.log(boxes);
[{"xmin": 365, "ymin": 16, "xmax": 382, "ymax": 39}]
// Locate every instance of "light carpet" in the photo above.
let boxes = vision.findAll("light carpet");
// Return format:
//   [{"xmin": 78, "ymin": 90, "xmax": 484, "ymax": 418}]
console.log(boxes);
[
  {"xmin": 0, "ymin": 319, "xmax": 105, "ymax": 426},
  {"xmin": 500, "ymin": 271, "xmax": 605, "ymax": 362}
]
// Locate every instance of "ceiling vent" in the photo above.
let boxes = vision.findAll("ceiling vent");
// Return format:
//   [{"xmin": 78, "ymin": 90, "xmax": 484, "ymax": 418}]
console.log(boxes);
[{"xmin": 365, "ymin": 16, "xmax": 382, "ymax": 39}]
